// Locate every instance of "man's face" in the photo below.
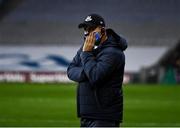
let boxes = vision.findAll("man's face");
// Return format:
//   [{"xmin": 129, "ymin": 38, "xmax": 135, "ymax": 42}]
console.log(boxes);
[
  {"xmin": 84, "ymin": 26, "xmax": 96, "ymax": 33},
  {"xmin": 84, "ymin": 26, "xmax": 101, "ymax": 37}
]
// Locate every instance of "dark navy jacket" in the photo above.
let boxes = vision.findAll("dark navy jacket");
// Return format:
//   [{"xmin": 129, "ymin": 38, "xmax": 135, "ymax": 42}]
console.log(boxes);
[{"xmin": 67, "ymin": 29, "xmax": 127, "ymax": 122}]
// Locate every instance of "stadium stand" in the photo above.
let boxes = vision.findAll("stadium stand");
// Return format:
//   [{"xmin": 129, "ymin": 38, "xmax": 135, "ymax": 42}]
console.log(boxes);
[{"xmin": 0, "ymin": 0, "xmax": 180, "ymax": 46}]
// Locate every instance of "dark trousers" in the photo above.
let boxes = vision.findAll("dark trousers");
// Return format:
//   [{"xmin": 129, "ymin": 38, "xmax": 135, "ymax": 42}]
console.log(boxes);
[{"xmin": 80, "ymin": 118, "xmax": 120, "ymax": 127}]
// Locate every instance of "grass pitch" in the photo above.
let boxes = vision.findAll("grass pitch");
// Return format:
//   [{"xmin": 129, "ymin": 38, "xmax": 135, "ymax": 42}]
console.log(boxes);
[{"xmin": 0, "ymin": 82, "xmax": 180, "ymax": 127}]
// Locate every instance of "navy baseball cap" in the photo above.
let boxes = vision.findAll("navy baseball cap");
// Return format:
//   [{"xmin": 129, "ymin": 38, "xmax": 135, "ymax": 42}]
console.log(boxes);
[{"xmin": 78, "ymin": 14, "xmax": 105, "ymax": 29}]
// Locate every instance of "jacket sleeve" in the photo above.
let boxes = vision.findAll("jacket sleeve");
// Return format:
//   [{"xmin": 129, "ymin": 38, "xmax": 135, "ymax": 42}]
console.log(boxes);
[
  {"xmin": 67, "ymin": 47, "xmax": 87, "ymax": 82},
  {"xmin": 80, "ymin": 50, "xmax": 121, "ymax": 87}
]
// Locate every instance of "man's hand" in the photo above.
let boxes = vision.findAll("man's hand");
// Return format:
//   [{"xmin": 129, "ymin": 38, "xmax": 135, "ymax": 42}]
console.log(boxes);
[
  {"xmin": 83, "ymin": 32, "xmax": 96, "ymax": 52},
  {"xmin": 83, "ymin": 27, "xmax": 102, "ymax": 52}
]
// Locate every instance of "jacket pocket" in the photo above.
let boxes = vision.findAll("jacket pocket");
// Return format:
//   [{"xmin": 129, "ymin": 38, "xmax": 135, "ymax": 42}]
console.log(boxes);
[
  {"xmin": 95, "ymin": 87, "xmax": 114, "ymax": 108},
  {"xmin": 94, "ymin": 90, "xmax": 102, "ymax": 109}
]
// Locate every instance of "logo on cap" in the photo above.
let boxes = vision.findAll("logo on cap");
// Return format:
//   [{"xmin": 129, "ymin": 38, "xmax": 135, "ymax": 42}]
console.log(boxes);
[{"xmin": 85, "ymin": 16, "xmax": 92, "ymax": 22}]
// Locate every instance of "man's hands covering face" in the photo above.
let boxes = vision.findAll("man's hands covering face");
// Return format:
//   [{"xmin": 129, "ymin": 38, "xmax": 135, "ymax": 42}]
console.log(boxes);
[{"xmin": 83, "ymin": 27, "xmax": 101, "ymax": 52}]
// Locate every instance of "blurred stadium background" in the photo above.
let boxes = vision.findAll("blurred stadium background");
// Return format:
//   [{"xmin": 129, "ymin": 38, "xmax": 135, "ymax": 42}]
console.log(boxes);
[{"xmin": 0, "ymin": 0, "xmax": 180, "ymax": 127}]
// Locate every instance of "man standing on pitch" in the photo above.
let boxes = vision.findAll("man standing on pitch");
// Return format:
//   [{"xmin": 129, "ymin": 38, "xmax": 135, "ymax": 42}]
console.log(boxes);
[{"xmin": 67, "ymin": 14, "xmax": 127, "ymax": 127}]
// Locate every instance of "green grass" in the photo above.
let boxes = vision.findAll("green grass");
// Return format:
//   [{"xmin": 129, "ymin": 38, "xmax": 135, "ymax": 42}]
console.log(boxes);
[
  {"xmin": 123, "ymin": 84, "xmax": 180, "ymax": 127},
  {"xmin": 0, "ymin": 82, "xmax": 180, "ymax": 127}
]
